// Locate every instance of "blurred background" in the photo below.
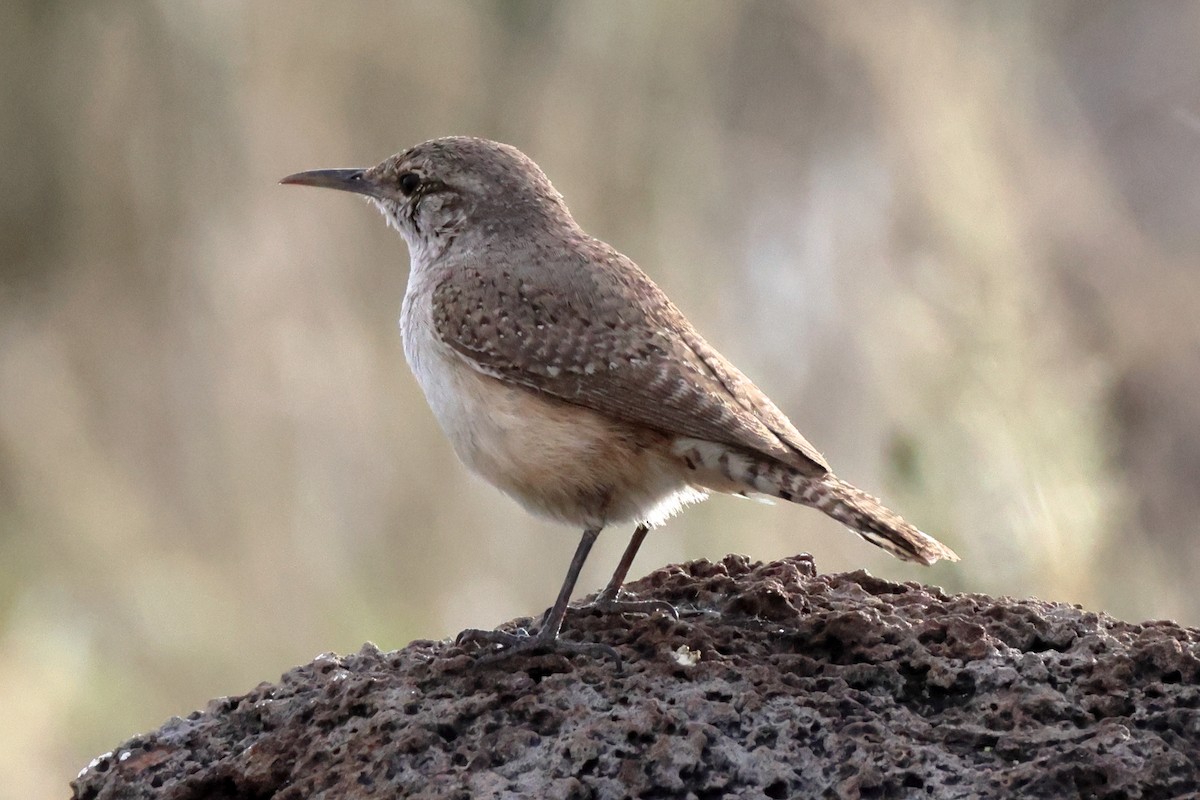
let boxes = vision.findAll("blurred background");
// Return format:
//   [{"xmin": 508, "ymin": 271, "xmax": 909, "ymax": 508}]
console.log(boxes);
[{"xmin": 3, "ymin": 1, "xmax": 1199, "ymax": 794}]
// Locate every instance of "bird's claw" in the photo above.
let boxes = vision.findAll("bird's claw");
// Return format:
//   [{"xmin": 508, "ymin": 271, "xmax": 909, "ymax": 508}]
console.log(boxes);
[
  {"xmin": 579, "ymin": 591, "xmax": 679, "ymax": 620},
  {"xmin": 456, "ymin": 627, "xmax": 622, "ymax": 668}
]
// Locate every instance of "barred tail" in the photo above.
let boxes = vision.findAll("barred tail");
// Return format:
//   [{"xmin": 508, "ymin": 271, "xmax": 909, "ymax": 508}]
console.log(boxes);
[
  {"xmin": 673, "ymin": 439, "xmax": 959, "ymax": 565},
  {"xmin": 794, "ymin": 474, "xmax": 958, "ymax": 565}
]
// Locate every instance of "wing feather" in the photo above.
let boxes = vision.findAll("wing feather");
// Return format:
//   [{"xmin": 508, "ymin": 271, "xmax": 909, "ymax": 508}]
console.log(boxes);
[{"xmin": 430, "ymin": 240, "xmax": 829, "ymax": 476}]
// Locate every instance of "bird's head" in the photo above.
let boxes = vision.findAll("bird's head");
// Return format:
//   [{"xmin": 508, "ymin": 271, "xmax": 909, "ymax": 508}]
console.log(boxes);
[{"xmin": 281, "ymin": 137, "xmax": 574, "ymax": 261}]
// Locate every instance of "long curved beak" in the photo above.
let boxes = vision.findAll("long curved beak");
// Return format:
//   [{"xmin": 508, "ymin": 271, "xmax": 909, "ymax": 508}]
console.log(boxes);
[{"xmin": 279, "ymin": 168, "xmax": 383, "ymax": 198}]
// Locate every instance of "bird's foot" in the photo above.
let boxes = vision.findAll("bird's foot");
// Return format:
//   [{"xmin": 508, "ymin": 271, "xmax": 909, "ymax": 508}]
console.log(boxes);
[
  {"xmin": 456, "ymin": 626, "xmax": 622, "ymax": 668},
  {"xmin": 580, "ymin": 589, "xmax": 679, "ymax": 620}
]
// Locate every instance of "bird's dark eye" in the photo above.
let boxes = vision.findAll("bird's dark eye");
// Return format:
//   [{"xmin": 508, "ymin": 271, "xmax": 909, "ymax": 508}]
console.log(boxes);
[{"xmin": 398, "ymin": 172, "xmax": 421, "ymax": 195}]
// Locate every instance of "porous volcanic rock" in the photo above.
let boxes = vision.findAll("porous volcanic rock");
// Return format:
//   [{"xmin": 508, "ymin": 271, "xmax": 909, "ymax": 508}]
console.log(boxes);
[{"xmin": 72, "ymin": 554, "xmax": 1200, "ymax": 799}]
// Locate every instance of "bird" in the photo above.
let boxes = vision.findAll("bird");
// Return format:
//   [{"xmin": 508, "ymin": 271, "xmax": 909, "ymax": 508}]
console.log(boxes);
[{"xmin": 281, "ymin": 137, "xmax": 958, "ymax": 660}]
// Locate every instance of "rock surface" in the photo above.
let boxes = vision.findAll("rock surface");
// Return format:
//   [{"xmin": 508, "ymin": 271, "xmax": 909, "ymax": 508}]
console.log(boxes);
[{"xmin": 72, "ymin": 554, "xmax": 1200, "ymax": 799}]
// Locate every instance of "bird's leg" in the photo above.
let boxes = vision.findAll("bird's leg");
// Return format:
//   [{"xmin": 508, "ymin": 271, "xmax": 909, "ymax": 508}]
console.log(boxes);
[
  {"xmin": 457, "ymin": 526, "xmax": 620, "ymax": 664},
  {"xmin": 584, "ymin": 523, "xmax": 678, "ymax": 619}
]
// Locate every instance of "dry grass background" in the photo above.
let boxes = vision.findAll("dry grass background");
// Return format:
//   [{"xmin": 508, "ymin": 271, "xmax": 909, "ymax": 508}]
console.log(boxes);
[{"xmin": 2, "ymin": 2, "xmax": 1199, "ymax": 795}]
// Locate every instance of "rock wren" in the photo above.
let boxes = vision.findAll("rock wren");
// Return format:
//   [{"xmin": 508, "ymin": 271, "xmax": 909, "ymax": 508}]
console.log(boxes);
[{"xmin": 282, "ymin": 137, "xmax": 958, "ymax": 660}]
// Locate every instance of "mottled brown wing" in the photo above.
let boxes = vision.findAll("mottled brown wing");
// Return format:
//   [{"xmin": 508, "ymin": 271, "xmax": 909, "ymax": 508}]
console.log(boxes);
[{"xmin": 430, "ymin": 242, "xmax": 830, "ymax": 475}]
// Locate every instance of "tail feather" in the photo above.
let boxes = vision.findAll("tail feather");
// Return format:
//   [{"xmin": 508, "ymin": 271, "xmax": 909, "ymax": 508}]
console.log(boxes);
[
  {"xmin": 676, "ymin": 441, "xmax": 955, "ymax": 566},
  {"xmin": 796, "ymin": 474, "xmax": 959, "ymax": 566},
  {"xmin": 673, "ymin": 439, "xmax": 959, "ymax": 565}
]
